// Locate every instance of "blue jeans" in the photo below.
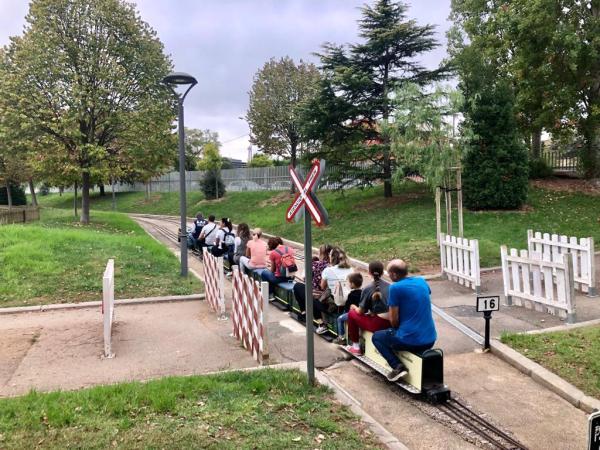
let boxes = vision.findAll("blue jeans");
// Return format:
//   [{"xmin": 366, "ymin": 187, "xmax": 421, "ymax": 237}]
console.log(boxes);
[
  {"xmin": 372, "ymin": 328, "xmax": 434, "ymax": 369},
  {"xmin": 260, "ymin": 270, "xmax": 289, "ymax": 294},
  {"xmin": 337, "ymin": 312, "xmax": 349, "ymax": 336}
]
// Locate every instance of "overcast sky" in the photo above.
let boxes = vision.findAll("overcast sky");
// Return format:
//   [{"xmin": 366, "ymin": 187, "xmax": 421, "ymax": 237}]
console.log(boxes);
[{"xmin": 0, "ymin": 0, "xmax": 452, "ymax": 161}]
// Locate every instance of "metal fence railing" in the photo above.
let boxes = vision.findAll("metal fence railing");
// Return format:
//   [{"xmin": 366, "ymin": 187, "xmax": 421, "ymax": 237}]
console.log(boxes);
[
  {"xmin": 540, "ymin": 148, "xmax": 579, "ymax": 174},
  {"xmin": 86, "ymin": 162, "xmax": 376, "ymax": 194}
]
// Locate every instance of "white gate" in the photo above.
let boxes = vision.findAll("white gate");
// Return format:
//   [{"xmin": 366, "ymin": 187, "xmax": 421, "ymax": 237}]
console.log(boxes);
[
  {"xmin": 440, "ymin": 233, "xmax": 481, "ymax": 292},
  {"xmin": 231, "ymin": 266, "xmax": 269, "ymax": 363},
  {"xmin": 501, "ymin": 246, "xmax": 576, "ymax": 323},
  {"xmin": 202, "ymin": 248, "xmax": 227, "ymax": 320},
  {"xmin": 527, "ymin": 230, "xmax": 596, "ymax": 296},
  {"xmin": 102, "ymin": 259, "xmax": 115, "ymax": 358}
]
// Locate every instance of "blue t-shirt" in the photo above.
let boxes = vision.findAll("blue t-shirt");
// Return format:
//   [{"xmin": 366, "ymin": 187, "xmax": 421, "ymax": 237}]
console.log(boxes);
[{"xmin": 388, "ymin": 277, "xmax": 437, "ymax": 346}]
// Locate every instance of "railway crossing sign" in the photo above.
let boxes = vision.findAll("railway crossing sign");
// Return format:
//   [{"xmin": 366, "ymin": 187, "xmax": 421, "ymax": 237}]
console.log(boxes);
[
  {"xmin": 286, "ymin": 159, "xmax": 329, "ymax": 386},
  {"xmin": 286, "ymin": 159, "xmax": 329, "ymax": 227}
]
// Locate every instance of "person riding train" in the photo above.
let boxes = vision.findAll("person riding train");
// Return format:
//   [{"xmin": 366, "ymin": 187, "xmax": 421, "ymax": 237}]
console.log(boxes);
[{"xmin": 373, "ymin": 259, "xmax": 437, "ymax": 382}]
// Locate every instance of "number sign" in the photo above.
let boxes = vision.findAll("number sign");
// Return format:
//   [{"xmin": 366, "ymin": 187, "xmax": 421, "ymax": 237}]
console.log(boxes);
[
  {"xmin": 476, "ymin": 296, "xmax": 500, "ymax": 312},
  {"xmin": 590, "ymin": 411, "xmax": 600, "ymax": 450}
]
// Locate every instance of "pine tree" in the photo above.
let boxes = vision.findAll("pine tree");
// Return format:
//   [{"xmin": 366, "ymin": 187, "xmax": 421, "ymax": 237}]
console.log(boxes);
[
  {"xmin": 462, "ymin": 83, "xmax": 529, "ymax": 210},
  {"xmin": 303, "ymin": 0, "xmax": 445, "ymax": 197}
]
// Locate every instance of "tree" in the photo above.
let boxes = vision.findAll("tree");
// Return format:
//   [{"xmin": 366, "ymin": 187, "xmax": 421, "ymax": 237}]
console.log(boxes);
[
  {"xmin": 248, "ymin": 153, "xmax": 274, "ymax": 168},
  {"xmin": 198, "ymin": 142, "xmax": 225, "ymax": 199},
  {"xmin": 245, "ymin": 57, "xmax": 320, "ymax": 170},
  {"xmin": 177, "ymin": 128, "xmax": 220, "ymax": 171},
  {"xmin": 303, "ymin": 0, "xmax": 445, "ymax": 197},
  {"xmin": 3, "ymin": 0, "xmax": 173, "ymax": 224},
  {"xmin": 449, "ymin": 0, "xmax": 600, "ymax": 177},
  {"xmin": 462, "ymin": 82, "xmax": 529, "ymax": 210}
]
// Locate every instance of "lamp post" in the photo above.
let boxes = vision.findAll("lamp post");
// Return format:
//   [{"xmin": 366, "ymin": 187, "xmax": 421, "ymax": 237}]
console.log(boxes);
[{"xmin": 162, "ymin": 72, "xmax": 197, "ymax": 277}]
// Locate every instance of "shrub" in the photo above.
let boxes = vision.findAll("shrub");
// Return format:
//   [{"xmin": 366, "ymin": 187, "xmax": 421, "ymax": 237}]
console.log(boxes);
[
  {"xmin": 462, "ymin": 83, "xmax": 529, "ymax": 210},
  {"xmin": 200, "ymin": 170, "xmax": 226, "ymax": 200},
  {"xmin": 39, "ymin": 184, "xmax": 51, "ymax": 196},
  {"xmin": 0, "ymin": 184, "xmax": 27, "ymax": 206},
  {"xmin": 528, "ymin": 158, "xmax": 553, "ymax": 179}
]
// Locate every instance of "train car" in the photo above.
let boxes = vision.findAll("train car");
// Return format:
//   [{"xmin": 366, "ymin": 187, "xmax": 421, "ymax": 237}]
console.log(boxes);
[{"xmin": 343, "ymin": 330, "xmax": 450, "ymax": 403}]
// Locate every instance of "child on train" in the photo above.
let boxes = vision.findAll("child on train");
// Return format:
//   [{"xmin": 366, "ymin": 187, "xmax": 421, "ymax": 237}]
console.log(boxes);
[{"xmin": 334, "ymin": 272, "xmax": 363, "ymax": 344}]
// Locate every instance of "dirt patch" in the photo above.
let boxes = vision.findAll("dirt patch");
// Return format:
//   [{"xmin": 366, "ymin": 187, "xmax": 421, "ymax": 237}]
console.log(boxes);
[
  {"xmin": 532, "ymin": 178, "xmax": 600, "ymax": 195},
  {"xmin": 259, "ymin": 191, "xmax": 293, "ymax": 208},
  {"xmin": 354, "ymin": 192, "xmax": 426, "ymax": 212},
  {"xmin": 0, "ymin": 328, "xmax": 39, "ymax": 386}
]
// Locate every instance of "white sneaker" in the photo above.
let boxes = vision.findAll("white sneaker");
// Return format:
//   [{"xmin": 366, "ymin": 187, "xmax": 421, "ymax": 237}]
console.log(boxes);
[{"xmin": 315, "ymin": 325, "xmax": 328, "ymax": 335}]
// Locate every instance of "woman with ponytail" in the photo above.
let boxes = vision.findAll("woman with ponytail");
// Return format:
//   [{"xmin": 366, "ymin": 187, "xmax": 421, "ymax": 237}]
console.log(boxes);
[{"xmin": 344, "ymin": 261, "xmax": 391, "ymax": 355}]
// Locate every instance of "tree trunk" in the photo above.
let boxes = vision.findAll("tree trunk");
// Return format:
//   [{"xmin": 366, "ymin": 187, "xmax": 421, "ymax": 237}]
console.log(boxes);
[
  {"xmin": 81, "ymin": 172, "xmax": 91, "ymax": 224},
  {"xmin": 99, "ymin": 184, "xmax": 105, "ymax": 196},
  {"xmin": 28, "ymin": 178, "xmax": 38, "ymax": 207},
  {"xmin": 581, "ymin": 133, "xmax": 599, "ymax": 179},
  {"xmin": 531, "ymin": 128, "xmax": 542, "ymax": 159},
  {"xmin": 145, "ymin": 182, "xmax": 150, "ymax": 201},
  {"xmin": 5, "ymin": 180, "xmax": 13, "ymax": 210},
  {"xmin": 59, "ymin": 186, "xmax": 63, "ymax": 197},
  {"xmin": 74, "ymin": 183, "xmax": 78, "ymax": 217},
  {"xmin": 383, "ymin": 151, "xmax": 392, "ymax": 198},
  {"xmin": 111, "ymin": 178, "xmax": 116, "ymax": 211}
]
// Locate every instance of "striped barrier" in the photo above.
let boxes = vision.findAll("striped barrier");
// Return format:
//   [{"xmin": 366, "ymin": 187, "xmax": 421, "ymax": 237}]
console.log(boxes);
[
  {"xmin": 202, "ymin": 248, "xmax": 227, "ymax": 320},
  {"xmin": 231, "ymin": 265, "xmax": 269, "ymax": 363}
]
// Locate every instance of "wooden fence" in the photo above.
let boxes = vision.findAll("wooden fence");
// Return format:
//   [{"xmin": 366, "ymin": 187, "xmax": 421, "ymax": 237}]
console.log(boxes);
[
  {"xmin": 501, "ymin": 246, "xmax": 576, "ymax": 323},
  {"xmin": 439, "ymin": 233, "xmax": 481, "ymax": 292},
  {"xmin": 0, "ymin": 206, "xmax": 40, "ymax": 225},
  {"xmin": 527, "ymin": 230, "xmax": 596, "ymax": 296}
]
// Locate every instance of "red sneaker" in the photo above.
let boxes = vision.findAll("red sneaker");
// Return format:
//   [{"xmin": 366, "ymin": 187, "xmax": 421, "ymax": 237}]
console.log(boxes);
[{"xmin": 345, "ymin": 345, "xmax": 362, "ymax": 356}]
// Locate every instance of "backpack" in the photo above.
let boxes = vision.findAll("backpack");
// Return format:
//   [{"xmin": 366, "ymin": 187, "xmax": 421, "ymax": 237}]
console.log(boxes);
[
  {"xmin": 274, "ymin": 246, "xmax": 298, "ymax": 278},
  {"xmin": 223, "ymin": 229, "xmax": 235, "ymax": 248},
  {"xmin": 332, "ymin": 279, "xmax": 351, "ymax": 306}
]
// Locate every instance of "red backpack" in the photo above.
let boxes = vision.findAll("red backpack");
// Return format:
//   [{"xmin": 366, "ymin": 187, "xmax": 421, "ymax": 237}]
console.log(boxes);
[{"xmin": 274, "ymin": 246, "xmax": 298, "ymax": 278}]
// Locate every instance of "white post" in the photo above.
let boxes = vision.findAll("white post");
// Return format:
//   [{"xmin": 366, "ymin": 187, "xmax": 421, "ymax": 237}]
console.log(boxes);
[
  {"xmin": 588, "ymin": 237, "xmax": 597, "ymax": 297},
  {"xmin": 564, "ymin": 253, "xmax": 576, "ymax": 324},
  {"xmin": 500, "ymin": 246, "xmax": 512, "ymax": 306},
  {"xmin": 260, "ymin": 280, "xmax": 269, "ymax": 363},
  {"xmin": 435, "ymin": 187, "xmax": 442, "ymax": 244}
]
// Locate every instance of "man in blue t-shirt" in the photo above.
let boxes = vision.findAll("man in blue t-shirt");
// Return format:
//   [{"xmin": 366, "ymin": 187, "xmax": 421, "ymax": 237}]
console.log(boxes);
[{"xmin": 373, "ymin": 259, "xmax": 437, "ymax": 382}]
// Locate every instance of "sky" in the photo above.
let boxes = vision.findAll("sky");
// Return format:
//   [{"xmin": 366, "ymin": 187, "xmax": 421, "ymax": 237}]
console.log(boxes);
[{"xmin": 0, "ymin": 0, "xmax": 452, "ymax": 161}]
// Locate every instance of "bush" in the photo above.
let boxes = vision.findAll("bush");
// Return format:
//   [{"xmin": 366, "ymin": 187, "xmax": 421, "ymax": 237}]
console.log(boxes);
[
  {"xmin": 0, "ymin": 184, "xmax": 27, "ymax": 206},
  {"xmin": 39, "ymin": 184, "xmax": 51, "ymax": 196},
  {"xmin": 462, "ymin": 83, "xmax": 529, "ymax": 210},
  {"xmin": 528, "ymin": 158, "xmax": 553, "ymax": 179},
  {"xmin": 200, "ymin": 170, "xmax": 226, "ymax": 200}
]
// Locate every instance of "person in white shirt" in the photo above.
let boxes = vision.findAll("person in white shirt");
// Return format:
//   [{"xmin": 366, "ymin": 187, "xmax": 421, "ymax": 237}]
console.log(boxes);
[{"xmin": 199, "ymin": 215, "xmax": 218, "ymax": 247}]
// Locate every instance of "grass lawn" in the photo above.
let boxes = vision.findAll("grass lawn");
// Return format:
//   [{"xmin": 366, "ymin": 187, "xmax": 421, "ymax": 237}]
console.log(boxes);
[
  {"xmin": 36, "ymin": 182, "xmax": 600, "ymax": 271},
  {"xmin": 0, "ymin": 369, "xmax": 380, "ymax": 450},
  {"xmin": 0, "ymin": 208, "xmax": 201, "ymax": 307},
  {"xmin": 502, "ymin": 326, "xmax": 600, "ymax": 399}
]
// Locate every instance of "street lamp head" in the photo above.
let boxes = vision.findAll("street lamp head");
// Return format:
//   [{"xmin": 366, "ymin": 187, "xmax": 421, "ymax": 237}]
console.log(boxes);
[{"xmin": 162, "ymin": 72, "xmax": 197, "ymax": 86}]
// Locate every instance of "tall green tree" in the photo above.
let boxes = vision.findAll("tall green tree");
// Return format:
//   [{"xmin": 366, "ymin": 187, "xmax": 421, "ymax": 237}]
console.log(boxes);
[
  {"xmin": 462, "ymin": 82, "xmax": 529, "ymax": 210},
  {"xmin": 198, "ymin": 142, "xmax": 225, "ymax": 199},
  {"xmin": 449, "ymin": 0, "xmax": 600, "ymax": 177},
  {"xmin": 178, "ymin": 128, "xmax": 220, "ymax": 171},
  {"xmin": 304, "ymin": 0, "xmax": 445, "ymax": 197},
  {"xmin": 3, "ymin": 0, "xmax": 173, "ymax": 223},
  {"xmin": 245, "ymin": 57, "xmax": 320, "ymax": 170}
]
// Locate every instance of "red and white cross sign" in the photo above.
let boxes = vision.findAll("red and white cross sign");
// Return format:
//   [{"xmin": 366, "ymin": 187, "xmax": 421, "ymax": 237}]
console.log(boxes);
[{"xmin": 286, "ymin": 160, "xmax": 327, "ymax": 226}]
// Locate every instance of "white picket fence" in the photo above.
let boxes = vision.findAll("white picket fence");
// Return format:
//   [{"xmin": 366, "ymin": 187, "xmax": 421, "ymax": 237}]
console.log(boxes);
[
  {"xmin": 102, "ymin": 259, "xmax": 115, "ymax": 358},
  {"xmin": 202, "ymin": 248, "xmax": 227, "ymax": 320},
  {"xmin": 501, "ymin": 246, "xmax": 576, "ymax": 323},
  {"xmin": 231, "ymin": 266, "xmax": 269, "ymax": 363},
  {"xmin": 439, "ymin": 233, "xmax": 481, "ymax": 292},
  {"xmin": 527, "ymin": 230, "xmax": 597, "ymax": 296}
]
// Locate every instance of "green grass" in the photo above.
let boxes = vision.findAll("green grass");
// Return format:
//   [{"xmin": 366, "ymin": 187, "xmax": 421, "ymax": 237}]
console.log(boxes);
[
  {"xmin": 0, "ymin": 208, "xmax": 201, "ymax": 307},
  {"xmin": 0, "ymin": 369, "xmax": 380, "ymax": 449},
  {"xmin": 36, "ymin": 182, "xmax": 600, "ymax": 271},
  {"xmin": 501, "ymin": 326, "xmax": 600, "ymax": 399}
]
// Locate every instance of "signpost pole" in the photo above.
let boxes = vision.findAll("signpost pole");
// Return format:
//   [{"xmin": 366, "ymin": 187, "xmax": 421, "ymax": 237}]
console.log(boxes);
[
  {"xmin": 304, "ymin": 211, "xmax": 315, "ymax": 385},
  {"xmin": 483, "ymin": 311, "xmax": 491, "ymax": 351}
]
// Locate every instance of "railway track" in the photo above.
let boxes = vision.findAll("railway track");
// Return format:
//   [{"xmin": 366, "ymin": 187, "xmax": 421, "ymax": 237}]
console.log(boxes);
[{"xmin": 133, "ymin": 213, "xmax": 527, "ymax": 450}]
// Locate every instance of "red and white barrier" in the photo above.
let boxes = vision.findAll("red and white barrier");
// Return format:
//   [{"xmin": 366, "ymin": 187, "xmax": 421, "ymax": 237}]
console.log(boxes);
[
  {"xmin": 202, "ymin": 248, "xmax": 227, "ymax": 320},
  {"xmin": 231, "ymin": 265, "xmax": 269, "ymax": 363},
  {"xmin": 102, "ymin": 259, "xmax": 115, "ymax": 358}
]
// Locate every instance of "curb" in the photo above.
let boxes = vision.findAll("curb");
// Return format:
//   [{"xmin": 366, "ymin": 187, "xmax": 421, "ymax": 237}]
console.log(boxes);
[
  {"xmin": 490, "ymin": 339, "xmax": 600, "ymax": 414},
  {"xmin": 523, "ymin": 317, "xmax": 600, "ymax": 335},
  {"xmin": 0, "ymin": 294, "xmax": 205, "ymax": 315}
]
